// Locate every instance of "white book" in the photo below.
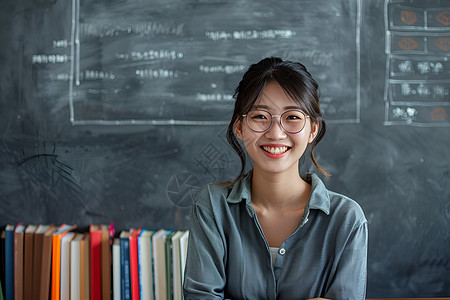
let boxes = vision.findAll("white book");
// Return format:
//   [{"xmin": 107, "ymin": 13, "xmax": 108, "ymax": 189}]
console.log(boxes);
[
  {"xmin": 171, "ymin": 231, "xmax": 184, "ymax": 300},
  {"xmin": 60, "ymin": 232, "xmax": 75, "ymax": 300},
  {"xmin": 152, "ymin": 229, "xmax": 171, "ymax": 300},
  {"xmin": 179, "ymin": 231, "xmax": 189, "ymax": 285},
  {"xmin": 112, "ymin": 238, "xmax": 121, "ymax": 300},
  {"xmin": 138, "ymin": 230, "xmax": 154, "ymax": 300},
  {"xmin": 70, "ymin": 233, "xmax": 83, "ymax": 300}
]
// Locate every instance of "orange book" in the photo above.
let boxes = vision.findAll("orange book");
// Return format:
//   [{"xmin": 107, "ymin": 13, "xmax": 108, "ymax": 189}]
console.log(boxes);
[
  {"xmin": 14, "ymin": 223, "xmax": 25, "ymax": 300},
  {"xmin": 50, "ymin": 224, "xmax": 76, "ymax": 300},
  {"xmin": 39, "ymin": 225, "xmax": 55, "ymax": 300},
  {"xmin": 80, "ymin": 232, "xmax": 90, "ymax": 300},
  {"xmin": 129, "ymin": 228, "xmax": 141, "ymax": 300},
  {"xmin": 90, "ymin": 225, "xmax": 102, "ymax": 300}
]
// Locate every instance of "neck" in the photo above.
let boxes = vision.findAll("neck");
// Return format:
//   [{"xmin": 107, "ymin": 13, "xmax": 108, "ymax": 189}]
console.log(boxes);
[{"xmin": 251, "ymin": 166, "xmax": 310, "ymax": 211}]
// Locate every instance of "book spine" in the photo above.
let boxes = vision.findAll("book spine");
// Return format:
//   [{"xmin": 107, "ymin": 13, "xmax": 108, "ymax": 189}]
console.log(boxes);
[
  {"xmin": 120, "ymin": 237, "xmax": 131, "ymax": 300},
  {"xmin": 129, "ymin": 233, "xmax": 139, "ymax": 300},
  {"xmin": 112, "ymin": 239, "xmax": 121, "ymax": 300},
  {"xmin": 5, "ymin": 229, "xmax": 14, "ymax": 300},
  {"xmin": 101, "ymin": 228, "xmax": 111, "ymax": 300},
  {"xmin": 14, "ymin": 230, "xmax": 24, "ymax": 300},
  {"xmin": 70, "ymin": 239, "xmax": 81, "ymax": 300},
  {"xmin": 90, "ymin": 228, "xmax": 102, "ymax": 300},
  {"xmin": 23, "ymin": 231, "xmax": 34, "ymax": 300}
]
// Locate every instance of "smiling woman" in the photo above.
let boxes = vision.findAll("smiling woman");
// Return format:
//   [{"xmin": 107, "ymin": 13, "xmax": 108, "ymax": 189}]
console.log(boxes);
[{"xmin": 183, "ymin": 57, "xmax": 368, "ymax": 300}]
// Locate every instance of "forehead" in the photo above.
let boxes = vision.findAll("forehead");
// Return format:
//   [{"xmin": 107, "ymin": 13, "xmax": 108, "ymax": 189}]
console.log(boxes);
[{"xmin": 253, "ymin": 81, "xmax": 301, "ymax": 111}]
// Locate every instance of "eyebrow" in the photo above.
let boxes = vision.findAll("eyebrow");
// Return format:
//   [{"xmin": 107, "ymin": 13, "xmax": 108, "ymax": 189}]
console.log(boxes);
[{"xmin": 253, "ymin": 104, "xmax": 302, "ymax": 110}]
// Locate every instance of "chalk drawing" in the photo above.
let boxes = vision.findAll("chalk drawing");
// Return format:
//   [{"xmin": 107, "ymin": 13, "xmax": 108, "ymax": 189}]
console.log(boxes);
[{"xmin": 384, "ymin": 0, "xmax": 450, "ymax": 126}]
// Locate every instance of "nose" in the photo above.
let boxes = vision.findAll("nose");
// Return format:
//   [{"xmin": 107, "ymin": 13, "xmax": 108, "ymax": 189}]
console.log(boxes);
[{"xmin": 264, "ymin": 115, "xmax": 287, "ymax": 139}]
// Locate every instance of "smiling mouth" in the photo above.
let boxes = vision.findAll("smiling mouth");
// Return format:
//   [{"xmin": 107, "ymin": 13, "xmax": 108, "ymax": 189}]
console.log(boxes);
[{"xmin": 261, "ymin": 146, "xmax": 291, "ymax": 154}]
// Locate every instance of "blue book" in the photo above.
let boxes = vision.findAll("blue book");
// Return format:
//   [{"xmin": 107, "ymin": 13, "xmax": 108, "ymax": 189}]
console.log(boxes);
[
  {"xmin": 120, "ymin": 231, "xmax": 131, "ymax": 300},
  {"xmin": 4, "ymin": 225, "xmax": 14, "ymax": 300}
]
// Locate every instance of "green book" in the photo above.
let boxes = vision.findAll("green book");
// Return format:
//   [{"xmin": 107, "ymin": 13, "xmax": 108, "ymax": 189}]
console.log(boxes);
[
  {"xmin": 165, "ymin": 231, "xmax": 176, "ymax": 300},
  {"xmin": 0, "ymin": 278, "xmax": 4, "ymax": 300}
]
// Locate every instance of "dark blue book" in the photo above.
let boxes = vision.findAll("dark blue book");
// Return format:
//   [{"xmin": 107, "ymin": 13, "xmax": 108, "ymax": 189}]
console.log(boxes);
[
  {"xmin": 4, "ymin": 225, "xmax": 14, "ymax": 300},
  {"xmin": 120, "ymin": 231, "xmax": 131, "ymax": 300},
  {"xmin": 0, "ymin": 228, "xmax": 5, "ymax": 298}
]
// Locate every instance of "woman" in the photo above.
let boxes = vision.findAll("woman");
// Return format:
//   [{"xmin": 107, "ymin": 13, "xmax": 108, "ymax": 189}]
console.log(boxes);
[{"xmin": 183, "ymin": 57, "xmax": 368, "ymax": 300}]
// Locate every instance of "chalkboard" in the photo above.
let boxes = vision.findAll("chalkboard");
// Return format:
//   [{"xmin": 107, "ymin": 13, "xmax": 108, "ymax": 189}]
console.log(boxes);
[{"xmin": 0, "ymin": 0, "xmax": 449, "ymax": 297}]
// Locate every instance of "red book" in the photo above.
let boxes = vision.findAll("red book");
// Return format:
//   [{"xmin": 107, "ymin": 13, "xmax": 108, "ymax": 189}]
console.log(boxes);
[
  {"xmin": 90, "ymin": 225, "xmax": 102, "ymax": 300},
  {"xmin": 129, "ymin": 228, "xmax": 141, "ymax": 300}
]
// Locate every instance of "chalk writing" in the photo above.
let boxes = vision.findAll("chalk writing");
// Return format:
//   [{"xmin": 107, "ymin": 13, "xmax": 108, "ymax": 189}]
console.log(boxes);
[
  {"xmin": 32, "ymin": 54, "xmax": 69, "ymax": 64},
  {"xmin": 116, "ymin": 50, "xmax": 184, "ymax": 61},
  {"xmin": 80, "ymin": 22, "xmax": 184, "ymax": 38},
  {"xmin": 135, "ymin": 69, "xmax": 179, "ymax": 79},
  {"xmin": 49, "ymin": 73, "xmax": 71, "ymax": 81},
  {"xmin": 398, "ymin": 37, "xmax": 419, "ymax": 50},
  {"xmin": 194, "ymin": 141, "xmax": 232, "ymax": 180},
  {"xmin": 84, "ymin": 70, "xmax": 116, "ymax": 80},
  {"xmin": 205, "ymin": 29, "xmax": 295, "ymax": 41},
  {"xmin": 53, "ymin": 40, "xmax": 69, "ymax": 48},
  {"xmin": 401, "ymin": 10, "xmax": 417, "ymax": 25},
  {"xmin": 196, "ymin": 93, "xmax": 233, "ymax": 102},
  {"xmin": 199, "ymin": 65, "xmax": 246, "ymax": 74},
  {"xmin": 434, "ymin": 37, "xmax": 450, "ymax": 51},
  {"xmin": 436, "ymin": 11, "xmax": 450, "ymax": 26},
  {"xmin": 283, "ymin": 49, "xmax": 334, "ymax": 67},
  {"xmin": 431, "ymin": 107, "xmax": 448, "ymax": 120}
]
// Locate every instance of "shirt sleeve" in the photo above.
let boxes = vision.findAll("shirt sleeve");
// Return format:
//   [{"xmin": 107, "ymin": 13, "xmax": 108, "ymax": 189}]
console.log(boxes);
[
  {"xmin": 183, "ymin": 201, "xmax": 227, "ymax": 300},
  {"xmin": 324, "ymin": 219, "xmax": 368, "ymax": 300}
]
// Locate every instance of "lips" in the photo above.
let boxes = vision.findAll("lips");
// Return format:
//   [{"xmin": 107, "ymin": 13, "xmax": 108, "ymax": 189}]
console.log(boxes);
[
  {"xmin": 262, "ymin": 146, "xmax": 290, "ymax": 154},
  {"xmin": 260, "ymin": 145, "xmax": 291, "ymax": 158}
]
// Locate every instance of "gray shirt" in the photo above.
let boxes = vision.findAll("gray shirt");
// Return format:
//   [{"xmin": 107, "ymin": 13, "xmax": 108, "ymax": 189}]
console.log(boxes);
[{"xmin": 183, "ymin": 171, "xmax": 368, "ymax": 300}]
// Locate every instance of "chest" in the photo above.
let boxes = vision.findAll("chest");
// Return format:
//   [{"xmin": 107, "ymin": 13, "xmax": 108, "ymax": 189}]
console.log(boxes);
[{"xmin": 254, "ymin": 208, "xmax": 305, "ymax": 248}]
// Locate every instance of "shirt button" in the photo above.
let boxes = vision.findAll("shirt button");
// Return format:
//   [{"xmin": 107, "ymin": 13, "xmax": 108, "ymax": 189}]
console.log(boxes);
[{"xmin": 279, "ymin": 248, "xmax": 286, "ymax": 255}]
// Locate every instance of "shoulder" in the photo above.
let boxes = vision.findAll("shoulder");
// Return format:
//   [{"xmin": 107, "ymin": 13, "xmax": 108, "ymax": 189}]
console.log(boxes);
[
  {"xmin": 193, "ymin": 172, "xmax": 252, "ymax": 211},
  {"xmin": 328, "ymin": 189, "xmax": 367, "ymax": 227},
  {"xmin": 307, "ymin": 173, "xmax": 366, "ymax": 228}
]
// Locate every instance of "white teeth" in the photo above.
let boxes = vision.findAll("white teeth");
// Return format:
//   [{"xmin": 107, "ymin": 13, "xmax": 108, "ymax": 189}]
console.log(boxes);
[{"xmin": 262, "ymin": 146, "xmax": 289, "ymax": 154}]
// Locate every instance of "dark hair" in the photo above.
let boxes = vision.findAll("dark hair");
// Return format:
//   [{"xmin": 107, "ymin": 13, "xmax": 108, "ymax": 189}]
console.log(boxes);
[{"xmin": 226, "ymin": 57, "xmax": 329, "ymax": 184}]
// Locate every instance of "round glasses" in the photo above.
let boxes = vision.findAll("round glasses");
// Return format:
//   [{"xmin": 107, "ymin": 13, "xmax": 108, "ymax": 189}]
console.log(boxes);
[{"xmin": 242, "ymin": 109, "xmax": 310, "ymax": 134}]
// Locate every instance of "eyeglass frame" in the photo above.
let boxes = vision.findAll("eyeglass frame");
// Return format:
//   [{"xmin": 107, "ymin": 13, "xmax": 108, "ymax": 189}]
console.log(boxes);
[{"xmin": 242, "ymin": 109, "xmax": 310, "ymax": 134}]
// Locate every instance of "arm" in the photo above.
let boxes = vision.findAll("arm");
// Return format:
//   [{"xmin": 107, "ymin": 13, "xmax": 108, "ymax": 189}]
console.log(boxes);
[
  {"xmin": 183, "ymin": 202, "xmax": 227, "ymax": 300},
  {"xmin": 325, "ymin": 220, "xmax": 368, "ymax": 300}
]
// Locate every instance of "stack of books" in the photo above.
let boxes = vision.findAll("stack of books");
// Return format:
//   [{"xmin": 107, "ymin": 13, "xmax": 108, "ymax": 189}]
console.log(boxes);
[{"xmin": 0, "ymin": 223, "xmax": 189, "ymax": 300}]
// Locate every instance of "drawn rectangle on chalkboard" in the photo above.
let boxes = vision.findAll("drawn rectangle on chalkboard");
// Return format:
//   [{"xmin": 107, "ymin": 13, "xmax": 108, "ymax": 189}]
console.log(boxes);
[
  {"xmin": 385, "ymin": 103, "xmax": 450, "ymax": 126},
  {"xmin": 388, "ymin": 56, "xmax": 450, "ymax": 79},
  {"xmin": 427, "ymin": 8, "xmax": 450, "ymax": 29},
  {"xmin": 386, "ymin": 81, "xmax": 450, "ymax": 105},
  {"xmin": 388, "ymin": 5, "xmax": 425, "ymax": 30},
  {"xmin": 69, "ymin": 0, "xmax": 361, "ymax": 126},
  {"xmin": 384, "ymin": 0, "xmax": 450, "ymax": 126}
]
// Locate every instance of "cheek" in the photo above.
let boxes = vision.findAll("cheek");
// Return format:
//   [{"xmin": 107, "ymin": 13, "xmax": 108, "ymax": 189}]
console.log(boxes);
[{"xmin": 241, "ymin": 130, "xmax": 261, "ymax": 148}]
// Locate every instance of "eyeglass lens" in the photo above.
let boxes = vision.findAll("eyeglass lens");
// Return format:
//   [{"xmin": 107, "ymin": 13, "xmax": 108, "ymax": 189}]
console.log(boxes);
[{"xmin": 246, "ymin": 110, "xmax": 307, "ymax": 133}]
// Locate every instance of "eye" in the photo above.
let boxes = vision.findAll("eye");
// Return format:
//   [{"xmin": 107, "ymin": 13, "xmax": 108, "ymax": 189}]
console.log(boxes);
[
  {"xmin": 248, "ymin": 110, "xmax": 270, "ymax": 121},
  {"xmin": 285, "ymin": 113, "xmax": 304, "ymax": 121},
  {"xmin": 252, "ymin": 114, "xmax": 268, "ymax": 120}
]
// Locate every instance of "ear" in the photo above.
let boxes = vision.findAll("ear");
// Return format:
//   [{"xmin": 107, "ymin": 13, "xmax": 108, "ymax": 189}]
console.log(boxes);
[
  {"xmin": 234, "ymin": 119, "xmax": 244, "ymax": 140},
  {"xmin": 308, "ymin": 119, "xmax": 319, "ymax": 143}
]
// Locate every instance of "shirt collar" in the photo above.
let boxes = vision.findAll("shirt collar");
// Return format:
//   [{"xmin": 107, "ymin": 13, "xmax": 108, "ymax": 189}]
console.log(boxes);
[{"xmin": 226, "ymin": 171, "xmax": 331, "ymax": 216}]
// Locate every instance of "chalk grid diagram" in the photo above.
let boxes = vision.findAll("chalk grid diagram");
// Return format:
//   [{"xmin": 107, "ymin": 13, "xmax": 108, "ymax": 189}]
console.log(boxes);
[
  {"xmin": 384, "ymin": 0, "xmax": 450, "ymax": 126},
  {"xmin": 68, "ymin": 0, "xmax": 361, "ymax": 126}
]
